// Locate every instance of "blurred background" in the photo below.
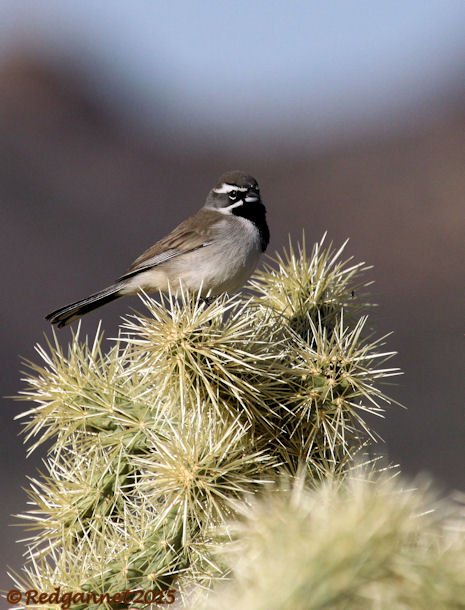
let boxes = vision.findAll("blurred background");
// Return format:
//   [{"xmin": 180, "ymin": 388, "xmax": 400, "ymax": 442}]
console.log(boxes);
[{"xmin": 1, "ymin": 0, "xmax": 464, "ymax": 594}]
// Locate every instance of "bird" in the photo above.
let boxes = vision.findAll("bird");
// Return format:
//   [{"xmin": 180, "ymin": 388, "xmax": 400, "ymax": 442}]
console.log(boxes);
[{"xmin": 46, "ymin": 170, "xmax": 270, "ymax": 327}]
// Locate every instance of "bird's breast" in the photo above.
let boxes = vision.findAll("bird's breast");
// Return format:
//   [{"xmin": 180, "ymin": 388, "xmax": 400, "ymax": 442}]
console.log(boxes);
[{"xmin": 175, "ymin": 216, "xmax": 262, "ymax": 294}]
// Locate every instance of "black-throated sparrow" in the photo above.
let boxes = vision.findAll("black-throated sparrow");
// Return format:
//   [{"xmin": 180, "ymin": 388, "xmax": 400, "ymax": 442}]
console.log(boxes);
[{"xmin": 46, "ymin": 170, "xmax": 269, "ymax": 327}]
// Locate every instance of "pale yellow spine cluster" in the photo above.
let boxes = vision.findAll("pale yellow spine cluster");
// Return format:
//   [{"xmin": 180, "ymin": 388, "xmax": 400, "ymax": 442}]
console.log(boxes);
[{"xmin": 12, "ymin": 236, "xmax": 463, "ymax": 609}]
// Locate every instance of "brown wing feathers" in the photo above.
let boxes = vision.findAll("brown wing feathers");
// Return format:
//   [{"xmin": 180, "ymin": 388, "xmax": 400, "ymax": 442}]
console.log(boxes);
[{"xmin": 122, "ymin": 209, "xmax": 217, "ymax": 278}]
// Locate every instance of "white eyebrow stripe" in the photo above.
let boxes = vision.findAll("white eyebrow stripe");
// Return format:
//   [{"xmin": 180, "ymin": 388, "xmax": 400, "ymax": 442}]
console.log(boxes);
[{"xmin": 213, "ymin": 183, "xmax": 248, "ymax": 194}]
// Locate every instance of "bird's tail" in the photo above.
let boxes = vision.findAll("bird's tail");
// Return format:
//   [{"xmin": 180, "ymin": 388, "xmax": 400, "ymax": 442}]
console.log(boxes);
[{"xmin": 46, "ymin": 284, "xmax": 123, "ymax": 327}]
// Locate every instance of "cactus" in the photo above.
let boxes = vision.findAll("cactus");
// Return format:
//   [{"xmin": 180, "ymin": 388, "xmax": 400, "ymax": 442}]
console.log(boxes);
[{"xmin": 12, "ymin": 235, "xmax": 461, "ymax": 609}]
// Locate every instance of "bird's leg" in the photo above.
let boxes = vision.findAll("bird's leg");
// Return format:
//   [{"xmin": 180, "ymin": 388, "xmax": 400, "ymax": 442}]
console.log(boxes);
[{"xmin": 200, "ymin": 296, "xmax": 215, "ymax": 307}]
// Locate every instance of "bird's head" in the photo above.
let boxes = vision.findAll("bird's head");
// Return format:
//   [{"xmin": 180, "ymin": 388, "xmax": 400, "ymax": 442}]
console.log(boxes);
[{"xmin": 205, "ymin": 170, "xmax": 262, "ymax": 212}]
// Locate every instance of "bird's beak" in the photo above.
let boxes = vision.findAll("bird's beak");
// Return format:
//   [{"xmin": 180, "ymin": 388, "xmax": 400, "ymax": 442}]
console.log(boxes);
[{"xmin": 245, "ymin": 193, "xmax": 259, "ymax": 203}]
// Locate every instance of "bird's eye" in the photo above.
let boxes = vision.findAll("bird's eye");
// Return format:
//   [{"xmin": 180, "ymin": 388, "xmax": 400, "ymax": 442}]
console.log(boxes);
[{"xmin": 229, "ymin": 190, "xmax": 238, "ymax": 200}]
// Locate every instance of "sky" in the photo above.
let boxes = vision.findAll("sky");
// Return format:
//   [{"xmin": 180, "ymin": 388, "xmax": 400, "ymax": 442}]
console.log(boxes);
[{"xmin": 0, "ymin": 1, "xmax": 465, "ymax": 143}]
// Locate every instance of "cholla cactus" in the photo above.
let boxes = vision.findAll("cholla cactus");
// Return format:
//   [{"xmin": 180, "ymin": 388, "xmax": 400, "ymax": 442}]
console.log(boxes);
[
  {"xmin": 13, "ymin": 235, "xmax": 403, "ymax": 607},
  {"xmin": 249, "ymin": 234, "xmax": 373, "ymax": 337},
  {"xmin": 201, "ymin": 470, "xmax": 465, "ymax": 610}
]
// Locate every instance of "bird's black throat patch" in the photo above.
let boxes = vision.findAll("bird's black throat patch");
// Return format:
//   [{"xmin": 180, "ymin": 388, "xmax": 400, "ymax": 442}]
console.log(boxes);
[{"xmin": 232, "ymin": 201, "xmax": 270, "ymax": 252}]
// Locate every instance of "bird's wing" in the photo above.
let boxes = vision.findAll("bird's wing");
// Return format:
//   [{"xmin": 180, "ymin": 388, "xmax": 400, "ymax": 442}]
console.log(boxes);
[{"xmin": 118, "ymin": 209, "xmax": 217, "ymax": 281}]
